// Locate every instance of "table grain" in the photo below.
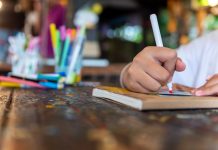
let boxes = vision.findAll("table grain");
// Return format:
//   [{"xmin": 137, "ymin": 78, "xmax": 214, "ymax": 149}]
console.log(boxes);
[{"xmin": 0, "ymin": 87, "xmax": 218, "ymax": 150}]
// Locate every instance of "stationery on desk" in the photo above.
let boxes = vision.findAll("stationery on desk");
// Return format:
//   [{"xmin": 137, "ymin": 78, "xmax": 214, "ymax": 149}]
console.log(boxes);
[
  {"xmin": 49, "ymin": 24, "xmax": 86, "ymax": 84},
  {"xmin": 0, "ymin": 73, "xmax": 65, "ymax": 89},
  {"xmin": 0, "ymin": 21, "xmax": 86, "ymax": 90},
  {"xmin": 6, "ymin": 33, "xmax": 64, "ymax": 89},
  {"xmin": 66, "ymin": 26, "xmax": 86, "ymax": 84},
  {"xmin": 93, "ymin": 14, "xmax": 218, "ymax": 110}
]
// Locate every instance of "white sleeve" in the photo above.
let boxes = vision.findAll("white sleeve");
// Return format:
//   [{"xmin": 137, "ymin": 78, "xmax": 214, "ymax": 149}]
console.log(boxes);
[{"xmin": 173, "ymin": 30, "xmax": 218, "ymax": 88}]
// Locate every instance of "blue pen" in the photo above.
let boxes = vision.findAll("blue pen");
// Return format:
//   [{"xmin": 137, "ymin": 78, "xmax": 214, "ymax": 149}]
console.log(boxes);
[
  {"xmin": 37, "ymin": 74, "xmax": 60, "ymax": 81},
  {"xmin": 10, "ymin": 73, "xmax": 63, "ymax": 82},
  {"xmin": 39, "ymin": 82, "xmax": 64, "ymax": 89}
]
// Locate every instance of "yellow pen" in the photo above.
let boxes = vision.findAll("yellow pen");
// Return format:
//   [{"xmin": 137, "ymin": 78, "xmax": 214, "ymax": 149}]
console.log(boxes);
[
  {"xmin": 0, "ymin": 82, "xmax": 21, "ymax": 88},
  {"xmin": 50, "ymin": 23, "xmax": 57, "ymax": 50}
]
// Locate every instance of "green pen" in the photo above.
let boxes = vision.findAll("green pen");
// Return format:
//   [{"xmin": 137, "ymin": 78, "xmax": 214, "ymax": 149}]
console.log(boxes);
[{"xmin": 60, "ymin": 35, "xmax": 71, "ymax": 72}]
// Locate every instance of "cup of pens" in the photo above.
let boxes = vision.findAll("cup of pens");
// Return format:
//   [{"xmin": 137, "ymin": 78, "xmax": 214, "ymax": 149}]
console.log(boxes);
[
  {"xmin": 3, "ymin": 30, "xmax": 85, "ymax": 90},
  {"xmin": 6, "ymin": 24, "xmax": 86, "ymax": 90},
  {"xmin": 50, "ymin": 24, "xmax": 86, "ymax": 84}
]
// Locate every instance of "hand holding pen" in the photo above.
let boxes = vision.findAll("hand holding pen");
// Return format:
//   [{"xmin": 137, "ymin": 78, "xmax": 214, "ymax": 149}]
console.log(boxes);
[
  {"xmin": 150, "ymin": 14, "xmax": 185, "ymax": 93},
  {"xmin": 121, "ymin": 14, "xmax": 186, "ymax": 93}
]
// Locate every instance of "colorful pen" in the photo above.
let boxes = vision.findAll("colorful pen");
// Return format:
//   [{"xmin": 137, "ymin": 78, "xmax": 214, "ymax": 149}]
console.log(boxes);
[
  {"xmin": 0, "ymin": 76, "xmax": 44, "ymax": 88},
  {"xmin": 66, "ymin": 26, "xmax": 86, "ymax": 84},
  {"xmin": 9, "ymin": 73, "xmax": 62, "ymax": 82},
  {"xmin": 39, "ymin": 82, "xmax": 64, "ymax": 89}
]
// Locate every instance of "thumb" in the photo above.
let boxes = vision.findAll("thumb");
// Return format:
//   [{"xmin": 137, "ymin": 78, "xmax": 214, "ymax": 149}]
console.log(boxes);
[{"xmin": 175, "ymin": 57, "xmax": 186, "ymax": 72}]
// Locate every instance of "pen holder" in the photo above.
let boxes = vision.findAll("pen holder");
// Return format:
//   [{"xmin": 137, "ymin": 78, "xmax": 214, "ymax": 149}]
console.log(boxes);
[
  {"xmin": 11, "ymin": 51, "xmax": 40, "ymax": 75},
  {"xmin": 8, "ymin": 34, "xmax": 41, "ymax": 75},
  {"xmin": 55, "ymin": 53, "xmax": 83, "ymax": 83},
  {"xmin": 49, "ymin": 24, "xmax": 86, "ymax": 84},
  {"xmin": 65, "ymin": 38, "xmax": 85, "ymax": 84}
]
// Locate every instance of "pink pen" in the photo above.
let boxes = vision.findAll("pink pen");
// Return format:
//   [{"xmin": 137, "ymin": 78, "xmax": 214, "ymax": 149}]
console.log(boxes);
[
  {"xmin": 0, "ymin": 76, "xmax": 45, "ymax": 89},
  {"xmin": 60, "ymin": 25, "xmax": 66, "ymax": 41}
]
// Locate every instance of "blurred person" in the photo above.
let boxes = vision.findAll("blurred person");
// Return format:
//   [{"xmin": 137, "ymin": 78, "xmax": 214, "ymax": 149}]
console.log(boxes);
[
  {"xmin": 24, "ymin": 0, "xmax": 42, "ymax": 38},
  {"xmin": 41, "ymin": 0, "xmax": 66, "ymax": 58}
]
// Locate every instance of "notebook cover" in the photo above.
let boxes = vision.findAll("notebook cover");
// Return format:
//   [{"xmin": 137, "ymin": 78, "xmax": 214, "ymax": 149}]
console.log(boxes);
[{"xmin": 92, "ymin": 86, "xmax": 218, "ymax": 110}]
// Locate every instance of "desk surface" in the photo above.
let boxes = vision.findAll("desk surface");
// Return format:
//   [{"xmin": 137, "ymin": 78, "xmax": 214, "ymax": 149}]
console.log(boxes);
[{"xmin": 0, "ymin": 87, "xmax": 218, "ymax": 150}]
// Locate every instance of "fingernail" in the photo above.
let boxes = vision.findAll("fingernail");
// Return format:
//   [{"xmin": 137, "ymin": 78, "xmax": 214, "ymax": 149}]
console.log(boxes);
[{"xmin": 195, "ymin": 90, "xmax": 204, "ymax": 96}]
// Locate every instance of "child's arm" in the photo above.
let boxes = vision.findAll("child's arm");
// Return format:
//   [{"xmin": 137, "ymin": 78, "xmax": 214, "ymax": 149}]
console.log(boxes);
[{"xmin": 120, "ymin": 46, "xmax": 186, "ymax": 93}]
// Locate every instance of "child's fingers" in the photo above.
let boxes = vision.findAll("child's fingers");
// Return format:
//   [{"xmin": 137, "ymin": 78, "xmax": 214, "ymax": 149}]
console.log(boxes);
[
  {"xmin": 149, "ymin": 46, "xmax": 177, "ymax": 62},
  {"xmin": 130, "ymin": 59, "xmax": 170, "ymax": 86},
  {"xmin": 173, "ymin": 83, "xmax": 194, "ymax": 92},
  {"xmin": 135, "ymin": 68, "xmax": 162, "ymax": 92},
  {"xmin": 148, "ymin": 47, "xmax": 177, "ymax": 75},
  {"xmin": 203, "ymin": 75, "xmax": 218, "ymax": 88},
  {"xmin": 137, "ymin": 61, "xmax": 171, "ymax": 84},
  {"xmin": 126, "ymin": 65, "xmax": 162, "ymax": 92},
  {"xmin": 125, "ymin": 79, "xmax": 150, "ymax": 94},
  {"xmin": 195, "ymin": 84, "xmax": 218, "ymax": 96},
  {"xmin": 163, "ymin": 53, "xmax": 177, "ymax": 76},
  {"xmin": 206, "ymin": 75, "xmax": 213, "ymax": 81}
]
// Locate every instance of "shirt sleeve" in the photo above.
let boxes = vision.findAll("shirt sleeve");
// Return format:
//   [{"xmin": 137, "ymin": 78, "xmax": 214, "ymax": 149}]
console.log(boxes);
[{"xmin": 173, "ymin": 30, "xmax": 218, "ymax": 88}]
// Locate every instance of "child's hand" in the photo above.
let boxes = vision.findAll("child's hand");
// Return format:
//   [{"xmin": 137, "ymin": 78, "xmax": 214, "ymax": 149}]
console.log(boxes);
[
  {"xmin": 122, "ymin": 46, "xmax": 186, "ymax": 93},
  {"xmin": 193, "ymin": 74, "xmax": 218, "ymax": 96}
]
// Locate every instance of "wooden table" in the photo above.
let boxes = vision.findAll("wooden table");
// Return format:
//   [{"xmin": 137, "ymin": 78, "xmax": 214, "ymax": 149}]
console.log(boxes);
[{"xmin": 0, "ymin": 86, "xmax": 218, "ymax": 150}]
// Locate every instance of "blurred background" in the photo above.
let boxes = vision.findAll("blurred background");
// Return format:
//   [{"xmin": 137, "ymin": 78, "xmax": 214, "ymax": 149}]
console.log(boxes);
[{"xmin": 0, "ymin": 0, "xmax": 218, "ymax": 83}]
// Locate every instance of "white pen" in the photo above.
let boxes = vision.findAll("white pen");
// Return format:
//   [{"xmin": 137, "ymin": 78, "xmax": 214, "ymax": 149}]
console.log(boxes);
[{"xmin": 150, "ymin": 14, "xmax": 173, "ymax": 93}]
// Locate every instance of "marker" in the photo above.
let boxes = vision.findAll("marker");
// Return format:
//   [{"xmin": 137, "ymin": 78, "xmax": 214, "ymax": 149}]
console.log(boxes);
[
  {"xmin": 150, "ymin": 14, "xmax": 173, "ymax": 93},
  {"xmin": 71, "ymin": 29, "xmax": 77, "ymax": 41},
  {"xmin": 50, "ymin": 23, "xmax": 59, "ymax": 69},
  {"xmin": 0, "ymin": 76, "xmax": 44, "ymax": 88},
  {"xmin": 56, "ymin": 30, "xmax": 61, "ymax": 65},
  {"xmin": 50, "ymin": 23, "xmax": 57, "ymax": 51},
  {"xmin": 39, "ymin": 82, "xmax": 64, "ymax": 89},
  {"xmin": 0, "ymin": 82, "xmax": 22, "ymax": 88},
  {"xmin": 60, "ymin": 35, "xmax": 71, "ymax": 72},
  {"xmin": 0, "ymin": 82, "xmax": 31, "ymax": 88},
  {"xmin": 66, "ymin": 26, "xmax": 86, "ymax": 84},
  {"xmin": 9, "ymin": 73, "xmax": 63, "ymax": 82},
  {"xmin": 60, "ymin": 25, "xmax": 66, "ymax": 41},
  {"xmin": 59, "ymin": 25, "xmax": 67, "ymax": 67}
]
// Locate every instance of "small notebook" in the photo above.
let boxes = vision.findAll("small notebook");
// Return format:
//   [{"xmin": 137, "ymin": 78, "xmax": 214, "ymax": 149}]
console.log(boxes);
[{"xmin": 92, "ymin": 86, "xmax": 218, "ymax": 110}]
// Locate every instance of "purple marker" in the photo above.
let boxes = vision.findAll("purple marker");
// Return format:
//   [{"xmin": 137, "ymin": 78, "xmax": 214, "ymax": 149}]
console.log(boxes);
[{"xmin": 60, "ymin": 25, "xmax": 66, "ymax": 41}]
